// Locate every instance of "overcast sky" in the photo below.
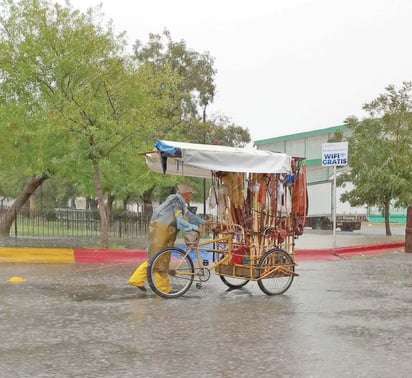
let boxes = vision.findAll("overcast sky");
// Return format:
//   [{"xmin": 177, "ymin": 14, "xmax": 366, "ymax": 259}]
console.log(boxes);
[{"xmin": 66, "ymin": 0, "xmax": 412, "ymax": 142}]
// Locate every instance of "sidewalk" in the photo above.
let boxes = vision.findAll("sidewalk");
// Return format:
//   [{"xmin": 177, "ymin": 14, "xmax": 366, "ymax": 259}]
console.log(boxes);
[
  {"xmin": 294, "ymin": 223, "xmax": 406, "ymax": 260},
  {"xmin": 0, "ymin": 223, "xmax": 406, "ymax": 263}
]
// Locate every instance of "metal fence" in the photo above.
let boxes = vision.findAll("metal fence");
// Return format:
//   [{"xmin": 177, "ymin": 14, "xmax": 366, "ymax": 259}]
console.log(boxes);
[{"xmin": 0, "ymin": 208, "xmax": 149, "ymax": 247}]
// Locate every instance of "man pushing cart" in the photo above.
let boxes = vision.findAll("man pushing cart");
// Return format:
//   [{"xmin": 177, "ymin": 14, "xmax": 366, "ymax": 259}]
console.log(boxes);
[{"xmin": 134, "ymin": 140, "xmax": 307, "ymax": 298}]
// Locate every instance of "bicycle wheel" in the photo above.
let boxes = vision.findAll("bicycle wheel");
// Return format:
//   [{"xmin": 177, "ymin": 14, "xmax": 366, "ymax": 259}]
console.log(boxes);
[
  {"xmin": 216, "ymin": 254, "xmax": 249, "ymax": 289},
  {"xmin": 220, "ymin": 275, "xmax": 249, "ymax": 289},
  {"xmin": 148, "ymin": 247, "xmax": 194, "ymax": 298},
  {"xmin": 257, "ymin": 249, "xmax": 295, "ymax": 295}
]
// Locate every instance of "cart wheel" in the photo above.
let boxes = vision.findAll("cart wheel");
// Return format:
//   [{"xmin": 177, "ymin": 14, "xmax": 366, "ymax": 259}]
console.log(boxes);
[
  {"xmin": 218, "ymin": 254, "xmax": 249, "ymax": 289},
  {"xmin": 257, "ymin": 249, "xmax": 295, "ymax": 295},
  {"xmin": 219, "ymin": 275, "xmax": 249, "ymax": 289},
  {"xmin": 148, "ymin": 247, "xmax": 194, "ymax": 299}
]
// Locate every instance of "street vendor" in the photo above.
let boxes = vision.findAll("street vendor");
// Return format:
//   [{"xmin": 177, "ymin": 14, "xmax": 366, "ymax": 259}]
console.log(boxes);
[{"xmin": 128, "ymin": 183, "xmax": 207, "ymax": 293}]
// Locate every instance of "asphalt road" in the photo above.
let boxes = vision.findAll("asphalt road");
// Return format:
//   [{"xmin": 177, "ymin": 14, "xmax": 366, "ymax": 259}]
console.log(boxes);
[{"xmin": 1, "ymin": 247, "xmax": 412, "ymax": 378}]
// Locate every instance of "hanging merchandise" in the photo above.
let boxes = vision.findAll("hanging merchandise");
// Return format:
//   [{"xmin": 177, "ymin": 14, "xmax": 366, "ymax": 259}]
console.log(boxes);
[
  {"xmin": 277, "ymin": 178, "xmax": 286, "ymax": 216},
  {"xmin": 292, "ymin": 162, "xmax": 308, "ymax": 235},
  {"xmin": 208, "ymin": 174, "xmax": 230, "ymax": 222},
  {"xmin": 140, "ymin": 139, "xmax": 307, "ymax": 299}
]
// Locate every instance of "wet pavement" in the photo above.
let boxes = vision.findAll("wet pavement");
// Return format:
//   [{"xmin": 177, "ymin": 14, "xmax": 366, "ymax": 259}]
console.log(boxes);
[{"xmin": 1, "ymin": 247, "xmax": 412, "ymax": 377}]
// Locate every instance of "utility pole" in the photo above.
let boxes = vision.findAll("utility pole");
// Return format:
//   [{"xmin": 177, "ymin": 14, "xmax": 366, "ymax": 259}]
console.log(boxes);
[{"xmin": 202, "ymin": 106, "xmax": 207, "ymax": 216}]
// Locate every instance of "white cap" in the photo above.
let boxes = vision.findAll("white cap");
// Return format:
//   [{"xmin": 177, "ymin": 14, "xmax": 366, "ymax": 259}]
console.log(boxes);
[{"xmin": 177, "ymin": 183, "xmax": 195, "ymax": 194}]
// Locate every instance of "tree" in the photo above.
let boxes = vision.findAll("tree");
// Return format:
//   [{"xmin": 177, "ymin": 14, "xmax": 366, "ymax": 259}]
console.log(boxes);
[
  {"xmin": 0, "ymin": 0, "xmax": 181, "ymax": 246},
  {"xmin": 203, "ymin": 114, "xmax": 251, "ymax": 147},
  {"xmin": 0, "ymin": 4, "xmax": 251, "ymax": 245},
  {"xmin": 134, "ymin": 29, "xmax": 216, "ymax": 124},
  {"xmin": 342, "ymin": 82, "xmax": 412, "ymax": 235},
  {"xmin": 0, "ymin": 0, "xmax": 123, "ymax": 243},
  {"xmin": 133, "ymin": 29, "xmax": 251, "ymax": 208}
]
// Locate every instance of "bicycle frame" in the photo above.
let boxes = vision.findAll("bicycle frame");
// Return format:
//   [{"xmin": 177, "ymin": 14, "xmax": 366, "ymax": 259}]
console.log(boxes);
[
  {"xmin": 173, "ymin": 231, "xmax": 296, "ymax": 282},
  {"xmin": 172, "ymin": 234, "xmax": 236, "ymax": 280}
]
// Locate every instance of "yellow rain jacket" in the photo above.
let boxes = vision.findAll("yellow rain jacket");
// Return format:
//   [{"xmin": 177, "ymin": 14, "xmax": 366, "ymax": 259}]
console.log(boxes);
[{"xmin": 128, "ymin": 193, "xmax": 205, "ymax": 292}]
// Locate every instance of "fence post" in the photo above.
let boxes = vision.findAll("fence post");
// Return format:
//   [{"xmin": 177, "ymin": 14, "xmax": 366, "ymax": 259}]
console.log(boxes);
[
  {"xmin": 406, "ymin": 206, "xmax": 412, "ymax": 253},
  {"xmin": 14, "ymin": 208, "xmax": 17, "ymax": 237}
]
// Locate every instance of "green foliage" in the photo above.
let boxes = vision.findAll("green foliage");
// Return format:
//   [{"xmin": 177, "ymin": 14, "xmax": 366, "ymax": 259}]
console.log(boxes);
[
  {"xmin": 343, "ymin": 82, "xmax": 412, "ymax": 217},
  {"xmin": 0, "ymin": 1, "xmax": 180, "ymax": 200},
  {"xmin": 206, "ymin": 114, "xmax": 251, "ymax": 147},
  {"xmin": 0, "ymin": 1, "xmax": 251, "ymax": 219},
  {"xmin": 327, "ymin": 130, "xmax": 344, "ymax": 143},
  {"xmin": 134, "ymin": 29, "xmax": 216, "ymax": 121},
  {"xmin": 132, "ymin": 28, "xmax": 250, "ymax": 203}
]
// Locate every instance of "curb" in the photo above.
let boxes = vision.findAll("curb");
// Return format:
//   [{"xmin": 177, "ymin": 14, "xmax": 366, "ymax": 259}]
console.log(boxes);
[
  {"xmin": 0, "ymin": 242, "xmax": 406, "ymax": 263},
  {"xmin": 295, "ymin": 242, "xmax": 406, "ymax": 261},
  {"xmin": 0, "ymin": 247, "xmax": 147, "ymax": 263},
  {"xmin": 74, "ymin": 248, "xmax": 147, "ymax": 263}
]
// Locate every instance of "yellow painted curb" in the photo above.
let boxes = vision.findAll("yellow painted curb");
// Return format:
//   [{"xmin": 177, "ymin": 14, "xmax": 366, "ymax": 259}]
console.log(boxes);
[{"xmin": 0, "ymin": 248, "xmax": 75, "ymax": 263}]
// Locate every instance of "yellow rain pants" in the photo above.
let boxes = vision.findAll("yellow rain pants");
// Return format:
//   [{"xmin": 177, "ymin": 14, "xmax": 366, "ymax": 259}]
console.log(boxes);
[{"xmin": 128, "ymin": 221, "xmax": 177, "ymax": 292}]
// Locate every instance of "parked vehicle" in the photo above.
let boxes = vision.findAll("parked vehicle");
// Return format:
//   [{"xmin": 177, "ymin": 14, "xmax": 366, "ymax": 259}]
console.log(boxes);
[{"xmin": 305, "ymin": 180, "xmax": 367, "ymax": 231}]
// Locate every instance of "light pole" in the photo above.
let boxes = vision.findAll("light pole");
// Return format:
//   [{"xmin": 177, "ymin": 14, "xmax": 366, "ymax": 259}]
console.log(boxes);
[{"xmin": 202, "ymin": 106, "xmax": 207, "ymax": 216}]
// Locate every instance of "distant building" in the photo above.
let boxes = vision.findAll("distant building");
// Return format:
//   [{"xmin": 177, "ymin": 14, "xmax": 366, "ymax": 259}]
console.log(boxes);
[
  {"xmin": 254, "ymin": 124, "xmax": 350, "ymax": 184},
  {"xmin": 254, "ymin": 124, "xmax": 407, "ymax": 223}
]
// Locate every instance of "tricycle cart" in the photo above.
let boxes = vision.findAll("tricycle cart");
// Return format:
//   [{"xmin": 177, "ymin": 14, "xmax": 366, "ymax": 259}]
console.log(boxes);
[{"xmin": 144, "ymin": 140, "xmax": 307, "ymax": 298}]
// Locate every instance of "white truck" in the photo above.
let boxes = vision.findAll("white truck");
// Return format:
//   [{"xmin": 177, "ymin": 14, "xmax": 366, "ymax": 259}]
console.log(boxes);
[{"xmin": 305, "ymin": 180, "xmax": 368, "ymax": 231}]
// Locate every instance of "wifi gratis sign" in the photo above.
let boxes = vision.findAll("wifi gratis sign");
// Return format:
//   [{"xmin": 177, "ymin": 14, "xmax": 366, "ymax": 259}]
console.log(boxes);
[{"xmin": 321, "ymin": 142, "xmax": 349, "ymax": 167}]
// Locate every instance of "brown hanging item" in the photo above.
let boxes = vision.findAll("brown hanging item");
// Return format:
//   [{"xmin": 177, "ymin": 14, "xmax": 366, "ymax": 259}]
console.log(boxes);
[
  {"xmin": 292, "ymin": 163, "xmax": 308, "ymax": 235},
  {"xmin": 257, "ymin": 175, "xmax": 267, "ymax": 210}
]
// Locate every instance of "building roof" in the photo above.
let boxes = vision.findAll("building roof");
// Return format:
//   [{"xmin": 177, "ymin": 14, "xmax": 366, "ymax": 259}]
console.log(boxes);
[{"xmin": 254, "ymin": 124, "xmax": 349, "ymax": 146}]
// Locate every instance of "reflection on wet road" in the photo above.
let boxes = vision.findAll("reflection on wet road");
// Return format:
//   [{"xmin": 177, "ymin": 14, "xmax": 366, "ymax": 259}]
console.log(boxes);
[{"xmin": 1, "ymin": 251, "xmax": 412, "ymax": 377}]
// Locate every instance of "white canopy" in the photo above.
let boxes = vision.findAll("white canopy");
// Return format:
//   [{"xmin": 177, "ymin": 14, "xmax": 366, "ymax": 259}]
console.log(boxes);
[{"xmin": 145, "ymin": 140, "xmax": 292, "ymax": 178}]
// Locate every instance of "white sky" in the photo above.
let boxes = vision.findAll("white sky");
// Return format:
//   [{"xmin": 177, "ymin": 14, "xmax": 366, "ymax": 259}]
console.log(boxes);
[{"xmin": 66, "ymin": 0, "xmax": 412, "ymax": 142}]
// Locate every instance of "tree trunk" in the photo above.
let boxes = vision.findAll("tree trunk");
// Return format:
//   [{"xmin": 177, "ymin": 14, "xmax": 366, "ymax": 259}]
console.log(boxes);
[
  {"xmin": 86, "ymin": 197, "xmax": 98, "ymax": 210},
  {"xmin": 142, "ymin": 187, "xmax": 154, "ymax": 224},
  {"xmin": 107, "ymin": 194, "xmax": 115, "ymax": 222},
  {"xmin": 92, "ymin": 160, "xmax": 109, "ymax": 248},
  {"xmin": 383, "ymin": 200, "xmax": 392, "ymax": 236},
  {"xmin": 0, "ymin": 174, "xmax": 49, "ymax": 235},
  {"xmin": 123, "ymin": 194, "xmax": 130, "ymax": 211}
]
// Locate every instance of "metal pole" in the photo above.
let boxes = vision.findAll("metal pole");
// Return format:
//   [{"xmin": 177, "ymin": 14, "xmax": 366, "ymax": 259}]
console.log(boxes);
[
  {"xmin": 202, "ymin": 107, "xmax": 207, "ymax": 216},
  {"xmin": 332, "ymin": 165, "xmax": 337, "ymax": 249},
  {"xmin": 406, "ymin": 206, "xmax": 412, "ymax": 253}
]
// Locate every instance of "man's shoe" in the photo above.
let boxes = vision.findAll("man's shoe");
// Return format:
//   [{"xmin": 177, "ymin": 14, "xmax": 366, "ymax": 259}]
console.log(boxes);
[{"xmin": 136, "ymin": 285, "xmax": 147, "ymax": 292}]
